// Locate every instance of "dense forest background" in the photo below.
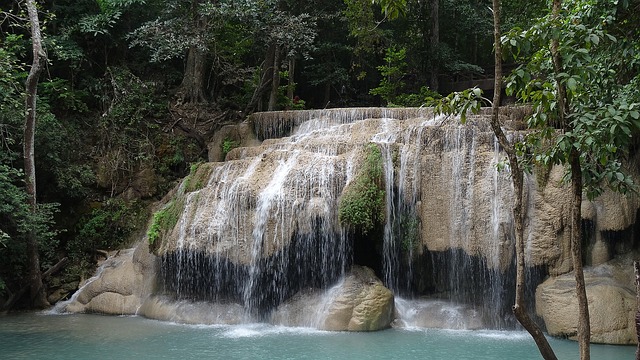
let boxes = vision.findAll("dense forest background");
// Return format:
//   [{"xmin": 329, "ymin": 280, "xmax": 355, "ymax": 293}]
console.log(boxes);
[{"xmin": 0, "ymin": 0, "xmax": 638, "ymax": 310}]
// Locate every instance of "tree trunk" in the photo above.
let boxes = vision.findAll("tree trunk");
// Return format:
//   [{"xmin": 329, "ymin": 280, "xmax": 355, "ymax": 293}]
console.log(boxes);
[
  {"xmin": 429, "ymin": 0, "xmax": 439, "ymax": 92},
  {"xmin": 24, "ymin": 0, "xmax": 49, "ymax": 309},
  {"xmin": 324, "ymin": 82, "xmax": 331, "ymax": 107},
  {"xmin": 570, "ymin": 148, "xmax": 591, "ymax": 360},
  {"xmin": 635, "ymin": 261, "xmax": 640, "ymax": 360},
  {"xmin": 244, "ymin": 46, "xmax": 276, "ymax": 116},
  {"xmin": 179, "ymin": 46, "xmax": 207, "ymax": 103},
  {"xmin": 491, "ymin": 1, "xmax": 557, "ymax": 358},
  {"xmin": 268, "ymin": 44, "xmax": 282, "ymax": 111},
  {"xmin": 287, "ymin": 57, "xmax": 295, "ymax": 100},
  {"xmin": 550, "ymin": 1, "xmax": 590, "ymax": 358}
]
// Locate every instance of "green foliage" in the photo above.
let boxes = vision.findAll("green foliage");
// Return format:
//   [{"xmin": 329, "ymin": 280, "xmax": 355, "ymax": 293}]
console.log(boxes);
[
  {"xmin": 76, "ymin": 0, "xmax": 146, "ymax": 37},
  {"xmin": 0, "ymin": 34, "xmax": 27, "ymax": 164},
  {"xmin": 0, "ymin": 165, "xmax": 60, "ymax": 290},
  {"xmin": 398, "ymin": 214, "xmax": 419, "ymax": 252},
  {"xmin": 392, "ymin": 86, "xmax": 441, "ymax": 107},
  {"xmin": 68, "ymin": 199, "xmax": 146, "ymax": 261},
  {"xmin": 372, "ymin": 0, "xmax": 408, "ymax": 20},
  {"xmin": 343, "ymin": 0, "xmax": 386, "ymax": 82},
  {"xmin": 221, "ymin": 138, "xmax": 239, "ymax": 159},
  {"xmin": 147, "ymin": 199, "xmax": 183, "ymax": 246},
  {"xmin": 94, "ymin": 66, "xmax": 169, "ymax": 195},
  {"xmin": 502, "ymin": 0, "xmax": 640, "ymax": 199},
  {"xmin": 40, "ymin": 78, "xmax": 89, "ymax": 114},
  {"xmin": 338, "ymin": 143, "xmax": 386, "ymax": 233},
  {"xmin": 434, "ymin": 87, "xmax": 487, "ymax": 124},
  {"xmin": 370, "ymin": 46, "xmax": 407, "ymax": 105}
]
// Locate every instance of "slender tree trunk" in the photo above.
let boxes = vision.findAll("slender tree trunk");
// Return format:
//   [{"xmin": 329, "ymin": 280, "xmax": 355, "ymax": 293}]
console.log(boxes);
[
  {"xmin": 490, "ymin": 1, "xmax": 557, "ymax": 358},
  {"xmin": 429, "ymin": 0, "xmax": 439, "ymax": 92},
  {"xmin": 287, "ymin": 57, "xmax": 295, "ymax": 100},
  {"xmin": 268, "ymin": 44, "xmax": 282, "ymax": 111},
  {"xmin": 634, "ymin": 261, "xmax": 640, "ymax": 360},
  {"xmin": 24, "ymin": 0, "xmax": 49, "ymax": 309},
  {"xmin": 570, "ymin": 148, "xmax": 590, "ymax": 360},
  {"xmin": 324, "ymin": 82, "xmax": 331, "ymax": 107},
  {"xmin": 550, "ymin": 1, "xmax": 590, "ymax": 358}
]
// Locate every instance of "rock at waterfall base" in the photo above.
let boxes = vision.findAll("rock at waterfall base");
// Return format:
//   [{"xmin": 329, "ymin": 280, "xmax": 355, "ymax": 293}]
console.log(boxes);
[
  {"xmin": 320, "ymin": 266, "xmax": 394, "ymax": 331},
  {"xmin": 272, "ymin": 266, "xmax": 394, "ymax": 331},
  {"xmin": 535, "ymin": 255, "xmax": 637, "ymax": 345}
]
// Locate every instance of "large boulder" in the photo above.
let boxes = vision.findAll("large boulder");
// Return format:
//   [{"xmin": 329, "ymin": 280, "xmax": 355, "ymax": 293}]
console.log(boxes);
[
  {"xmin": 272, "ymin": 266, "xmax": 395, "ymax": 331},
  {"xmin": 535, "ymin": 254, "xmax": 637, "ymax": 345},
  {"xmin": 62, "ymin": 244, "xmax": 156, "ymax": 315},
  {"xmin": 317, "ymin": 266, "xmax": 394, "ymax": 331}
]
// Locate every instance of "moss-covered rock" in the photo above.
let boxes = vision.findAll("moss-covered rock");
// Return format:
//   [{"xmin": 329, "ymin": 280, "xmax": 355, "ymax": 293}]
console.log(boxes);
[{"xmin": 338, "ymin": 143, "xmax": 385, "ymax": 234}]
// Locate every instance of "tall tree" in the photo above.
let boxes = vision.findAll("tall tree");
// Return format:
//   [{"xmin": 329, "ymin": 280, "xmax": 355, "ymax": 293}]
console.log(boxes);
[
  {"xmin": 504, "ymin": 1, "xmax": 640, "ymax": 357},
  {"xmin": 548, "ymin": 1, "xmax": 590, "ymax": 357},
  {"xmin": 24, "ymin": 0, "xmax": 49, "ymax": 308},
  {"xmin": 434, "ymin": 1, "xmax": 559, "ymax": 357},
  {"xmin": 129, "ymin": 0, "xmax": 215, "ymax": 104},
  {"xmin": 428, "ymin": 0, "xmax": 438, "ymax": 91},
  {"xmin": 490, "ymin": 0, "xmax": 557, "ymax": 358}
]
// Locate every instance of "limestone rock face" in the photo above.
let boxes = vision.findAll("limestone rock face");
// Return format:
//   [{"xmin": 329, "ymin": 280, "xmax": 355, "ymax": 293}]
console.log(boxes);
[
  {"xmin": 138, "ymin": 296, "xmax": 245, "ymax": 325},
  {"xmin": 320, "ymin": 266, "xmax": 395, "ymax": 331},
  {"xmin": 62, "ymin": 245, "xmax": 156, "ymax": 315},
  {"xmin": 536, "ymin": 255, "xmax": 637, "ymax": 345},
  {"xmin": 207, "ymin": 121, "xmax": 261, "ymax": 162}
]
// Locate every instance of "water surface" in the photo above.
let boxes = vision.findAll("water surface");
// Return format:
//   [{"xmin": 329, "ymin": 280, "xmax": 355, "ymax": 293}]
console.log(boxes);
[{"xmin": 0, "ymin": 313, "xmax": 633, "ymax": 359}]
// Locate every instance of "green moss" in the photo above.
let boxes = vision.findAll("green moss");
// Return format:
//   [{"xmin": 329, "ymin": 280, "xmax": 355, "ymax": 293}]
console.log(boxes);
[
  {"xmin": 183, "ymin": 162, "xmax": 210, "ymax": 193},
  {"xmin": 338, "ymin": 143, "xmax": 386, "ymax": 233},
  {"xmin": 397, "ymin": 213, "xmax": 420, "ymax": 252},
  {"xmin": 147, "ymin": 198, "xmax": 184, "ymax": 246}
]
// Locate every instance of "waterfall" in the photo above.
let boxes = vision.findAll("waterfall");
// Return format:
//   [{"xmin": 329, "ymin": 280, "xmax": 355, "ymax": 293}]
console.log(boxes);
[{"xmin": 156, "ymin": 107, "xmax": 532, "ymax": 328}]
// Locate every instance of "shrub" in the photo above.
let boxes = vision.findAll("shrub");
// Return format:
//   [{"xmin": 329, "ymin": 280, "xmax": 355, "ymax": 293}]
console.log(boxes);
[{"xmin": 338, "ymin": 143, "xmax": 385, "ymax": 233}]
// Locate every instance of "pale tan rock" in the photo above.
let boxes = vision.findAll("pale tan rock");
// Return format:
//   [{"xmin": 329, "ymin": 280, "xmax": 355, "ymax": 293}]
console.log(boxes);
[
  {"xmin": 84, "ymin": 292, "xmax": 141, "ymax": 315},
  {"xmin": 208, "ymin": 122, "xmax": 261, "ymax": 162},
  {"xmin": 320, "ymin": 266, "xmax": 394, "ymax": 331},
  {"xmin": 139, "ymin": 296, "xmax": 244, "ymax": 325},
  {"xmin": 536, "ymin": 256, "xmax": 637, "ymax": 345},
  {"xmin": 61, "ymin": 246, "xmax": 157, "ymax": 315}
]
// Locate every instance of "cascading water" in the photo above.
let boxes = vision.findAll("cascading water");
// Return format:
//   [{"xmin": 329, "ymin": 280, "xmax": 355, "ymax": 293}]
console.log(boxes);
[{"xmin": 155, "ymin": 107, "xmax": 536, "ymax": 328}]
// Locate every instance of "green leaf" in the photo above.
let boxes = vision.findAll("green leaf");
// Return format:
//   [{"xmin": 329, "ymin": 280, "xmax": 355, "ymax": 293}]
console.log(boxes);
[
  {"xmin": 566, "ymin": 77, "xmax": 577, "ymax": 92},
  {"xmin": 600, "ymin": 155, "xmax": 608, "ymax": 166}
]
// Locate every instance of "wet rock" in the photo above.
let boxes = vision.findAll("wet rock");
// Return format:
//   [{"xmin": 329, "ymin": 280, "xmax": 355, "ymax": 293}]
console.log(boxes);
[
  {"xmin": 320, "ymin": 266, "xmax": 394, "ymax": 331},
  {"xmin": 61, "ymin": 245, "xmax": 157, "ymax": 315},
  {"xmin": 272, "ymin": 266, "xmax": 394, "ymax": 331},
  {"xmin": 535, "ymin": 254, "xmax": 637, "ymax": 345},
  {"xmin": 139, "ymin": 296, "xmax": 245, "ymax": 325}
]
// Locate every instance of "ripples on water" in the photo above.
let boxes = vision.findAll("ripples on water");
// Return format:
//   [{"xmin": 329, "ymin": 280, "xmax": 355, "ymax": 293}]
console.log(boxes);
[{"xmin": 0, "ymin": 313, "xmax": 633, "ymax": 360}]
